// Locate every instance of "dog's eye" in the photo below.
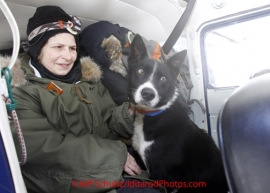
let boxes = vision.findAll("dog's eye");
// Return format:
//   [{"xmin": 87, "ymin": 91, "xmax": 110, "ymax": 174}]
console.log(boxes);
[
  {"xmin": 138, "ymin": 69, "xmax": 144, "ymax": 74},
  {"xmin": 161, "ymin": 76, "xmax": 166, "ymax": 81}
]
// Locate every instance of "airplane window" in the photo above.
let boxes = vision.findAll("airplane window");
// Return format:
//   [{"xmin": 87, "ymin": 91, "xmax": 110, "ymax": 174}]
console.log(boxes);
[{"xmin": 203, "ymin": 13, "xmax": 270, "ymax": 88}]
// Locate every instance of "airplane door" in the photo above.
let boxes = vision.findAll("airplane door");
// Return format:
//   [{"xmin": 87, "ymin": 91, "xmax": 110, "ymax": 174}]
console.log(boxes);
[{"xmin": 185, "ymin": 0, "xmax": 270, "ymax": 146}]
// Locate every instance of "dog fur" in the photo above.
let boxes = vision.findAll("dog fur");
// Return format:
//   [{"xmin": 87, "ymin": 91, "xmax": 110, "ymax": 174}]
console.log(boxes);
[{"xmin": 127, "ymin": 34, "xmax": 228, "ymax": 193}]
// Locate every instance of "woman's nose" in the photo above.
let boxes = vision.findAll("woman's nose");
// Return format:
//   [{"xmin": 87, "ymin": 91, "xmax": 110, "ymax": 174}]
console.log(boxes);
[{"xmin": 62, "ymin": 48, "xmax": 72, "ymax": 60}]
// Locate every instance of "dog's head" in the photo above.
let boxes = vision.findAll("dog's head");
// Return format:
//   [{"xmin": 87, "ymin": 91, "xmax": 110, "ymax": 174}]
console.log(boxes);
[{"xmin": 128, "ymin": 34, "xmax": 187, "ymax": 110}]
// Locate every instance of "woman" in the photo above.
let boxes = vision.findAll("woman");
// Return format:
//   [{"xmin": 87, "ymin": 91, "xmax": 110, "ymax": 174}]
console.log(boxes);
[{"xmin": 3, "ymin": 5, "xmax": 161, "ymax": 193}]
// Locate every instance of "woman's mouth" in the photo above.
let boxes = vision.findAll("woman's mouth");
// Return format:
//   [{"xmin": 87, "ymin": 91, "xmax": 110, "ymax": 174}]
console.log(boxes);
[{"xmin": 58, "ymin": 63, "xmax": 70, "ymax": 68}]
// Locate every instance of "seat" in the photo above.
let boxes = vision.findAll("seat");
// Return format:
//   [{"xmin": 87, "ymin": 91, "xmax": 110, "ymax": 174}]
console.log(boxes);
[
  {"xmin": 0, "ymin": 133, "xmax": 16, "ymax": 193},
  {"xmin": 217, "ymin": 73, "xmax": 270, "ymax": 193}
]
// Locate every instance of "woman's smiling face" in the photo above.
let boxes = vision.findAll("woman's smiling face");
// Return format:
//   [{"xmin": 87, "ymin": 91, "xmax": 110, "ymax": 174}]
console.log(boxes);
[{"xmin": 38, "ymin": 33, "xmax": 77, "ymax": 76}]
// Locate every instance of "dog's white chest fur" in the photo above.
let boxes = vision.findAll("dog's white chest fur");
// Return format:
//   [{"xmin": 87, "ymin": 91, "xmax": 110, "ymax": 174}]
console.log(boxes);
[{"xmin": 132, "ymin": 113, "xmax": 153, "ymax": 167}]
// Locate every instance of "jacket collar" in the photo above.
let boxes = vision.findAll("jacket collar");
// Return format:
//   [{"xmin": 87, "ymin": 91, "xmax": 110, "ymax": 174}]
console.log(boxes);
[{"xmin": 1, "ymin": 53, "xmax": 102, "ymax": 87}]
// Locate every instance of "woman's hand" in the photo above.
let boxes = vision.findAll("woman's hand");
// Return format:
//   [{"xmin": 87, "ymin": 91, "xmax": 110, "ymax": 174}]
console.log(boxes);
[
  {"xmin": 128, "ymin": 104, "xmax": 135, "ymax": 117},
  {"xmin": 124, "ymin": 153, "xmax": 141, "ymax": 176}
]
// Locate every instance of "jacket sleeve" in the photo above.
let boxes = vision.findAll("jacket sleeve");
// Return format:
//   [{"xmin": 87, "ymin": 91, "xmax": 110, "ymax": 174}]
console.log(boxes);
[
  {"xmin": 12, "ymin": 79, "xmax": 134, "ymax": 139},
  {"xmin": 93, "ymin": 81, "xmax": 135, "ymax": 139},
  {"xmin": 108, "ymin": 102, "xmax": 135, "ymax": 139}
]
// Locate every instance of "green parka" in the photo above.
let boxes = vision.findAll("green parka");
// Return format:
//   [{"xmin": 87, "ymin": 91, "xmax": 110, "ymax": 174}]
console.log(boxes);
[{"xmin": 5, "ymin": 53, "xmax": 137, "ymax": 193}]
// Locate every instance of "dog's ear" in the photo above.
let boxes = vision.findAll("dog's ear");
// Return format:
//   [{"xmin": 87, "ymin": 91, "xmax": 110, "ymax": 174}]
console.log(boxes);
[
  {"xmin": 167, "ymin": 50, "xmax": 187, "ymax": 78},
  {"xmin": 128, "ymin": 34, "xmax": 148, "ymax": 65}
]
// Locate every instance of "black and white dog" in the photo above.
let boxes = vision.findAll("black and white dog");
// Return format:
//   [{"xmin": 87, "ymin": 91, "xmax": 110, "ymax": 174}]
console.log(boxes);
[{"xmin": 127, "ymin": 34, "xmax": 228, "ymax": 193}]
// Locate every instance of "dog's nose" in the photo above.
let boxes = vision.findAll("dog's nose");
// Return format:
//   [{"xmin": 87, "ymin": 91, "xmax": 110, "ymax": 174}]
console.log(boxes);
[{"xmin": 141, "ymin": 88, "xmax": 155, "ymax": 101}]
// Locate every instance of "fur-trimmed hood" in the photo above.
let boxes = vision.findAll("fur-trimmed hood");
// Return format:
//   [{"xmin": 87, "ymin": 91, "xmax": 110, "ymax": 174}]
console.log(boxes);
[{"xmin": 0, "ymin": 55, "xmax": 102, "ymax": 87}]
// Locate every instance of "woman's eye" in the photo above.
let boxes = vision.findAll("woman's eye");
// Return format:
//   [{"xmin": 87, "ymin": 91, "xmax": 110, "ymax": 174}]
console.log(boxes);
[
  {"xmin": 138, "ymin": 69, "xmax": 144, "ymax": 74},
  {"xmin": 70, "ymin": 47, "xmax": 76, "ymax": 51},
  {"xmin": 54, "ymin": 46, "xmax": 62, "ymax": 49},
  {"xmin": 161, "ymin": 76, "xmax": 166, "ymax": 81}
]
